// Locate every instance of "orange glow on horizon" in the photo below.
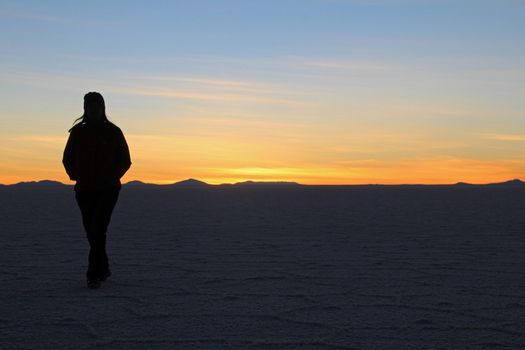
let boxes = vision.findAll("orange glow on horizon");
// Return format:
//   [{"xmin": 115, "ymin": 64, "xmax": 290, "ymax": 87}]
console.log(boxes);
[
  {"xmin": 1, "ymin": 129, "xmax": 524, "ymax": 186},
  {"xmin": 2, "ymin": 157, "xmax": 523, "ymax": 186}
]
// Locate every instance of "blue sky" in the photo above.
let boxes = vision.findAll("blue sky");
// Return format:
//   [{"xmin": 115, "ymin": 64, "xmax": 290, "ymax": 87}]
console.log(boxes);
[{"xmin": 1, "ymin": 1, "xmax": 524, "ymax": 184}]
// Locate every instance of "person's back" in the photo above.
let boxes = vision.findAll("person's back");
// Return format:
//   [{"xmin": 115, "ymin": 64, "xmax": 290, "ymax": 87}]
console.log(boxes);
[
  {"xmin": 64, "ymin": 121, "xmax": 131, "ymax": 192},
  {"xmin": 62, "ymin": 92, "xmax": 131, "ymax": 289}
]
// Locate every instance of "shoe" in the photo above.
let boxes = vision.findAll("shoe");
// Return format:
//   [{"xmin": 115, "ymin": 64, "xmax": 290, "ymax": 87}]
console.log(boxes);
[
  {"xmin": 99, "ymin": 270, "xmax": 112, "ymax": 282},
  {"xmin": 87, "ymin": 279, "xmax": 101, "ymax": 289}
]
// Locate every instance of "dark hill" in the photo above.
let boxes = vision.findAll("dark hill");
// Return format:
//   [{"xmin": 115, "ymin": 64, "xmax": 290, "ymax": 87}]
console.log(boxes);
[
  {"xmin": 486, "ymin": 179, "xmax": 525, "ymax": 187},
  {"xmin": 11, "ymin": 180, "xmax": 67, "ymax": 188},
  {"xmin": 227, "ymin": 180, "xmax": 302, "ymax": 187},
  {"xmin": 124, "ymin": 180, "xmax": 155, "ymax": 188},
  {"xmin": 169, "ymin": 178, "xmax": 210, "ymax": 188}
]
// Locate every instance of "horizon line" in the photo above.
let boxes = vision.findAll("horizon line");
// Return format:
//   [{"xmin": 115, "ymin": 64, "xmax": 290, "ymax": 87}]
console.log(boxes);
[{"xmin": 2, "ymin": 178, "xmax": 524, "ymax": 187}]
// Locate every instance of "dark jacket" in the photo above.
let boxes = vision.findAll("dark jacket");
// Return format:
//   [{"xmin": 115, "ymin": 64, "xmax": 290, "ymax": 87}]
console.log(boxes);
[{"xmin": 62, "ymin": 121, "xmax": 132, "ymax": 192}]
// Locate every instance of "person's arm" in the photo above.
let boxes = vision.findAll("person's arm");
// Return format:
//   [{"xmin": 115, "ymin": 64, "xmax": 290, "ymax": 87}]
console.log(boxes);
[
  {"xmin": 115, "ymin": 128, "xmax": 132, "ymax": 179},
  {"xmin": 62, "ymin": 130, "xmax": 78, "ymax": 180}
]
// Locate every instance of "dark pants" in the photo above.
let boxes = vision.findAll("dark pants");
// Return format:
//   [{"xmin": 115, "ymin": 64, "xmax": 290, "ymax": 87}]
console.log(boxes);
[{"xmin": 75, "ymin": 188, "xmax": 120, "ymax": 280}]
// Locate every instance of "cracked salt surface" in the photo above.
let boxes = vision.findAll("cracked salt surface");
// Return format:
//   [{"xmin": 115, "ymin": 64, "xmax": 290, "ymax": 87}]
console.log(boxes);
[{"xmin": 1, "ymin": 185, "xmax": 524, "ymax": 349}]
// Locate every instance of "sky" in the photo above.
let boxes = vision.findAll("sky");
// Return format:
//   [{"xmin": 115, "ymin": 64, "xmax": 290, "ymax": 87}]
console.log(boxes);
[{"xmin": 0, "ymin": 0, "xmax": 524, "ymax": 185}]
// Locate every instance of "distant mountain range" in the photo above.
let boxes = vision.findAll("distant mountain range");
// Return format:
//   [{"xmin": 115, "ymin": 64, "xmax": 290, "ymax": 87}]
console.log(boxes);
[
  {"xmin": 125, "ymin": 178, "xmax": 302, "ymax": 188},
  {"xmin": 2, "ymin": 178, "xmax": 524, "ymax": 188},
  {"xmin": 1, "ymin": 180, "xmax": 67, "ymax": 188},
  {"xmin": 452, "ymin": 179, "xmax": 525, "ymax": 187}
]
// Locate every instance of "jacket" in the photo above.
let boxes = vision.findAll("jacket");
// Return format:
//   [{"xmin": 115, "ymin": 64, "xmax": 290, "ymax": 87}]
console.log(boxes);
[{"xmin": 62, "ymin": 121, "xmax": 132, "ymax": 192}]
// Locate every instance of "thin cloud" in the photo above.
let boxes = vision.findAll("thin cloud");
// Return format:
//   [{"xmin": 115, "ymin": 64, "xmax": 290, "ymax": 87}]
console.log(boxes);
[
  {"xmin": 6, "ymin": 135, "xmax": 66, "ymax": 144},
  {"xmin": 320, "ymin": 0, "xmax": 431, "ymax": 5},
  {"xmin": 130, "ymin": 76, "xmax": 283, "ymax": 94},
  {"xmin": 1, "ymin": 67, "xmax": 306, "ymax": 107},
  {"xmin": 0, "ymin": 8, "xmax": 120, "ymax": 27},
  {"xmin": 302, "ymin": 60, "xmax": 391, "ymax": 71},
  {"xmin": 137, "ymin": 76, "xmax": 253, "ymax": 88},
  {"xmin": 481, "ymin": 133, "xmax": 525, "ymax": 142},
  {"xmin": 0, "ymin": 9, "xmax": 58, "ymax": 21},
  {"xmin": 114, "ymin": 88, "xmax": 306, "ymax": 106},
  {"xmin": 126, "ymin": 134, "xmax": 172, "ymax": 141}
]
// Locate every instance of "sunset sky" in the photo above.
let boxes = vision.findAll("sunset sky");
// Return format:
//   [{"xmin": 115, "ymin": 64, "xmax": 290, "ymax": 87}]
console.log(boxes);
[{"xmin": 1, "ymin": 0, "xmax": 524, "ymax": 185}]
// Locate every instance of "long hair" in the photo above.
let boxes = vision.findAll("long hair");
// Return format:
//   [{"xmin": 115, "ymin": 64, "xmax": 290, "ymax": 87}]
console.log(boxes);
[{"xmin": 69, "ymin": 92, "xmax": 110, "ymax": 132}]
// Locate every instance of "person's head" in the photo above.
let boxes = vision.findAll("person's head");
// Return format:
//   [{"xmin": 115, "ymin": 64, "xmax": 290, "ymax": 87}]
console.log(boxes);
[
  {"xmin": 69, "ymin": 91, "xmax": 109, "ymax": 132},
  {"xmin": 83, "ymin": 91, "xmax": 106, "ymax": 123}
]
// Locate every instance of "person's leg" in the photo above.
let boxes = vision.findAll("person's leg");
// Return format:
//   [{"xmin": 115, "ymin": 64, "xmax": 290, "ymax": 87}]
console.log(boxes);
[
  {"xmin": 90, "ymin": 188, "xmax": 120, "ymax": 278},
  {"xmin": 75, "ymin": 191, "xmax": 99, "ymax": 280}
]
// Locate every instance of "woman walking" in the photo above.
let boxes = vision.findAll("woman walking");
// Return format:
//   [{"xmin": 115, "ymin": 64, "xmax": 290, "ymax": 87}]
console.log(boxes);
[{"xmin": 63, "ymin": 92, "xmax": 131, "ymax": 289}]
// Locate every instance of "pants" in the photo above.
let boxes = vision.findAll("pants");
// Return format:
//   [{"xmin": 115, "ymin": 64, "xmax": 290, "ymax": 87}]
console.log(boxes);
[{"xmin": 75, "ymin": 188, "xmax": 120, "ymax": 280}]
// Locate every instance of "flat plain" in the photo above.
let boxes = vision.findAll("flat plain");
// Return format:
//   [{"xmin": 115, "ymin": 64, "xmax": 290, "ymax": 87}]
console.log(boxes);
[{"xmin": 1, "ymin": 184, "xmax": 524, "ymax": 349}]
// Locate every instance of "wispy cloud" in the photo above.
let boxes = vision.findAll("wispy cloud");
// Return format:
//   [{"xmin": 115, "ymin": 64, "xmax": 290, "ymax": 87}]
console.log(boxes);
[
  {"xmin": 481, "ymin": 133, "xmax": 525, "ymax": 142},
  {"xmin": 301, "ymin": 59, "xmax": 391, "ymax": 71},
  {"xmin": 319, "ymin": 0, "xmax": 434, "ymax": 5},
  {"xmin": 0, "ymin": 9, "xmax": 58, "ymax": 21},
  {"xmin": 115, "ymin": 87, "xmax": 305, "ymax": 106},
  {"xmin": 137, "ymin": 76, "xmax": 253, "ymax": 88},
  {"xmin": 6, "ymin": 134, "xmax": 66, "ymax": 144},
  {"xmin": 125, "ymin": 134, "xmax": 172, "ymax": 141},
  {"xmin": 198, "ymin": 165, "xmax": 351, "ymax": 183},
  {"xmin": 0, "ymin": 8, "xmax": 122, "ymax": 28},
  {"xmin": 1, "ymin": 66, "xmax": 306, "ymax": 106}
]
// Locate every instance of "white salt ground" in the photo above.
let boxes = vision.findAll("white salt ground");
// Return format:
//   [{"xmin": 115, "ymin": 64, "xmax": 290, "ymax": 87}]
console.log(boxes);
[{"xmin": 1, "ymin": 185, "xmax": 524, "ymax": 349}]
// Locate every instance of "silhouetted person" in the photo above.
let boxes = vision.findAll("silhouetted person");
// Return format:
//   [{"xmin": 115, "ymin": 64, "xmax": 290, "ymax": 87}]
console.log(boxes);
[{"xmin": 63, "ymin": 92, "xmax": 131, "ymax": 289}]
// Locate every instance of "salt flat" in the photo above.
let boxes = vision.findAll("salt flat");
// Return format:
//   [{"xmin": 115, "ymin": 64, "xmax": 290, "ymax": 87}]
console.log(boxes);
[{"xmin": 1, "ymin": 185, "xmax": 524, "ymax": 349}]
